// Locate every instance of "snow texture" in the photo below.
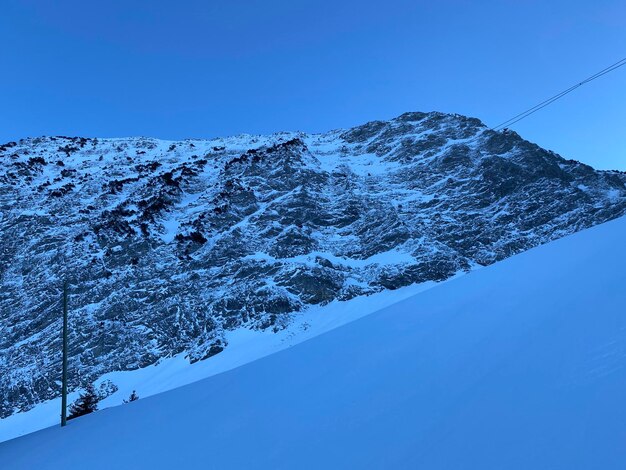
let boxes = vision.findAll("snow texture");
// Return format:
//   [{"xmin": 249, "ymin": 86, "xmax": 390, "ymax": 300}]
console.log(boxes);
[
  {"xmin": 1, "ymin": 111, "xmax": 626, "ymax": 426},
  {"xmin": 1, "ymin": 214, "xmax": 625, "ymax": 469}
]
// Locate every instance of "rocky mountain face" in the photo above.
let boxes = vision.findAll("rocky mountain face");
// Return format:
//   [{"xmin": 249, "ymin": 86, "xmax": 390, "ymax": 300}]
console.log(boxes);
[{"xmin": 1, "ymin": 111, "xmax": 626, "ymax": 418}]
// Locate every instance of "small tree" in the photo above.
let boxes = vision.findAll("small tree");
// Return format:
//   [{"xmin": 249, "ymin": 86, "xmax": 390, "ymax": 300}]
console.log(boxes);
[
  {"xmin": 123, "ymin": 390, "xmax": 139, "ymax": 403},
  {"xmin": 68, "ymin": 383, "xmax": 99, "ymax": 420}
]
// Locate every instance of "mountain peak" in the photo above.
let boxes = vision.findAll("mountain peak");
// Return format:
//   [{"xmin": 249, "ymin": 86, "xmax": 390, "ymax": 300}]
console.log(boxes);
[{"xmin": 1, "ymin": 112, "xmax": 625, "ymax": 421}]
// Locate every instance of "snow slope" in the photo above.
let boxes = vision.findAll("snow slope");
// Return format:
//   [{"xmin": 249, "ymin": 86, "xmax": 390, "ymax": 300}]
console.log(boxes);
[
  {"xmin": 2, "ymin": 215, "xmax": 626, "ymax": 469},
  {"xmin": 3, "ymin": 111, "xmax": 626, "ymax": 419},
  {"xmin": 0, "ymin": 278, "xmax": 446, "ymax": 443}
]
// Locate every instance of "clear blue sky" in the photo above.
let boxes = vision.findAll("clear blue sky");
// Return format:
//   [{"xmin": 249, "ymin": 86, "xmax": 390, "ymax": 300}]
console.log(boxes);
[{"xmin": 1, "ymin": 0, "xmax": 624, "ymax": 169}]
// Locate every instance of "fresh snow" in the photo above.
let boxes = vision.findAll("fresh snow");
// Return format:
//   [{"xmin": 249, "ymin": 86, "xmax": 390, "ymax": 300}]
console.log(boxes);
[
  {"xmin": 0, "ymin": 279, "xmax": 443, "ymax": 443},
  {"xmin": 2, "ymin": 215, "xmax": 626, "ymax": 468},
  {"xmin": 3, "ymin": 112, "xmax": 626, "ymax": 425},
  {"xmin": 242, "ymin": 248, "xmax": 416, "ymax": 269}
]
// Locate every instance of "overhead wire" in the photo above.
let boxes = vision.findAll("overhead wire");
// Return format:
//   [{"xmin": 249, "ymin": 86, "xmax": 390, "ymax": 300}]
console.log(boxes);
[
  {"xmin": 490, "ymin": 57, "xmax": 626, "ymax": 132},
  {"xmin": 449, "ymin": 56, "xmax": 626, "ymax": 150}
]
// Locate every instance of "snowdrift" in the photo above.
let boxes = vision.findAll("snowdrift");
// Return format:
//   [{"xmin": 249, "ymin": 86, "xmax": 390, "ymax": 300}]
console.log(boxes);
[{"xmin": 2, "ymin": 215, "xmax": 626, "ymax": 469}]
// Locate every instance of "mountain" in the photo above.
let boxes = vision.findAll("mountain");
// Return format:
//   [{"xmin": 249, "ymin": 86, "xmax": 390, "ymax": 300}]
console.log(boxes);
[
  {"xmin": 2, "ymin": 214, "xmax": 625, "ymax": 469},
  {"xmin": 1, "ymin": 111, "xmax": 626, "ymax": 420}
]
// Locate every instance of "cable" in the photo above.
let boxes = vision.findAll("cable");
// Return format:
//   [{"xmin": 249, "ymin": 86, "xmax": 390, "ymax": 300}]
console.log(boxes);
[
  {"xmin": 447, "ymin": 56, "xmax": 626, "ymax": 150},
  {"xmin": 490, "ymin": 57, "xmax": 626, "ymax": 131}
]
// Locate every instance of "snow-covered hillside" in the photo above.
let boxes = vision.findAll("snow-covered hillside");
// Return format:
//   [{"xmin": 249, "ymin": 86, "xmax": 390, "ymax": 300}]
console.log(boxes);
[
  {"xmin": 2, "ymin": 215, "xmax": 625, "ymax": 469},
  {"xmin": 0, "ymin": 277, "xmax": 446, "ymax": 442},
  {"xmin": 2, "ymin": 111, "xmax": 626, "ymax": 421}
]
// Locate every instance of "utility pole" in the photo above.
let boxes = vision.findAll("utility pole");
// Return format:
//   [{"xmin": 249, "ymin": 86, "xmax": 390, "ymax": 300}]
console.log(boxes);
[{"xmin": 61, "ymin": 280, "xmax": 68, "ymax": 427}]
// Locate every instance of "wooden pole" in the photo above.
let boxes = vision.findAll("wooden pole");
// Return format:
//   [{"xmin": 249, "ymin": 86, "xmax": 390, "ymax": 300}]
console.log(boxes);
[{"xmin": 61, "ymin": 280, "xmax": 68, "ymax": 427}]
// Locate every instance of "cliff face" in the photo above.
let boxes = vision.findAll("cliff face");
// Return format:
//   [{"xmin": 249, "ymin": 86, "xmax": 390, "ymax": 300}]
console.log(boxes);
[{"xmin": 2, "ymin": 111, "xmax": 625, "ymax": 417}]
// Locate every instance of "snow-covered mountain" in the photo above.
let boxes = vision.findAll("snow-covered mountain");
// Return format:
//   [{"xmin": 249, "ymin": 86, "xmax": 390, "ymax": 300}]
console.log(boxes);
[
  {"xmin": 1, "ymin": 111, "xmax": 626, "ymax": 420},
  {"xmin": 2, "ymin": 213, "xmax": 625, "ymax": 469}
]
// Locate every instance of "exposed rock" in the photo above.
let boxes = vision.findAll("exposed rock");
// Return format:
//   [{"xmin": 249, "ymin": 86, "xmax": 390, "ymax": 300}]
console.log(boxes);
[{"xmin": 1, "ymin": 112, "xmax": 625, "ymax": 418}]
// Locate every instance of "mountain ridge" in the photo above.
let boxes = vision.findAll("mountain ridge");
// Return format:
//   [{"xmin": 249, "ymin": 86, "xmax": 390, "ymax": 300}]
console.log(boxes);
[
  {"xmin": 1, "ymin": 110, "xmax": 626, "ymax": 418},
  {"xmin": 3, "ymin": 210, "xmax": 626, "ymax": 469}
]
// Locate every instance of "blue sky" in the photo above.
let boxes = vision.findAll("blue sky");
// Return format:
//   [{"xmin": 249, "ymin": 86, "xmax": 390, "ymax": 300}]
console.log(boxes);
[{"xmin": 1, "ymin": 0, "xmax": 624, "ymax": 169}]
